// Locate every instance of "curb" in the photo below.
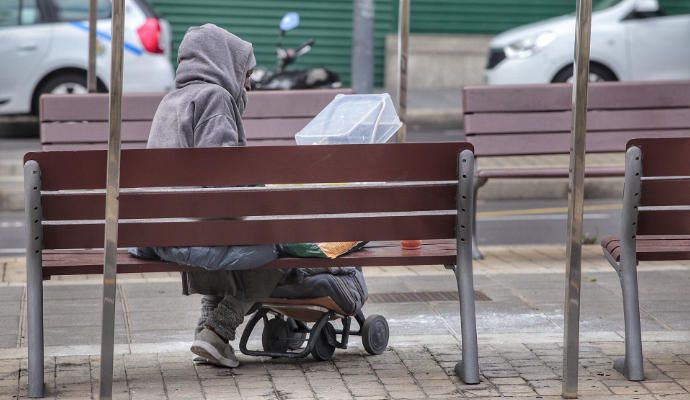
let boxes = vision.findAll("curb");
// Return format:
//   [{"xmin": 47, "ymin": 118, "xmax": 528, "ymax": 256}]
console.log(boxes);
[{"xmin": 407, "ymin": 108, "xmax": 462, "ymax": 127}]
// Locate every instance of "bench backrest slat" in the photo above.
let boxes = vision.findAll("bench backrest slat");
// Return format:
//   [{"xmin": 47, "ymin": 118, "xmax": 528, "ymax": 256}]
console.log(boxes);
[
  {"xmin": 640, "ymin": 180, "xmax": 690, "ymax": 207},
  {"xmin": 463, "ymin": 81, "xmax": 690, "ymax": 113},
  {"xmin": 629, "ymin": 138, "xmax": 690, "ymax": 237},
  {"xmin": 468, "ymin": 129, "xmax": 690, "ymax": 156},
  {"xmin": 465, "ymin": 109, "xmax": 690, "ymax": 135},
  {"xmin": 41, "ymin": 118, "xmax": 312, "ymax": 144},
  {"xmin": 43, "ymin": 214, "xmax": 457, "ymax": 249},
  {"xmin": 41, "ymin": 184, "xmax": 457, "ymax": 221},
  {"xmin": 464, "ymin": 81, "xmax": 690, "ymax": 156},
  {"xmin": 26, "ymin": 143, "xmax": 473, "ymax": 250},
  {"xmin": 25, "ymin": 144, "xmax": 466, "ymax": 190},
  {"xmin": 39, "ymin": 89, "xmax": 352, "ymax": 149},
  {"xmin": 630, "ymin": 137, "xmax": 690, "ymax": 177}
]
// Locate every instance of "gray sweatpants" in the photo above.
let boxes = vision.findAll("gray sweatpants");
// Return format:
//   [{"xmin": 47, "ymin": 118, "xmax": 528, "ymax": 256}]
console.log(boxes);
[
  {"xmin": 195, "ymin": 269, "xmax": 284, "ymax": 341},
  {"xmin": 152, "ymin": 244, "xmax": 282, "ymax": 342}
]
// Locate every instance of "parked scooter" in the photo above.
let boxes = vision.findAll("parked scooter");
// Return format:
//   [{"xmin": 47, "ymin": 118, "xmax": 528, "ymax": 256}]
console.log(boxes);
[{"xmin": 252, "ymin": 12, "xmax": 341, "ymax": 90}]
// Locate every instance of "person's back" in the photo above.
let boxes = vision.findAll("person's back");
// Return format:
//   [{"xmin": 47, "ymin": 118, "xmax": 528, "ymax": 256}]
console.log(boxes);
[{"xmin": 141, "ymin": 24, "xmax": 283, "ymax": 369}]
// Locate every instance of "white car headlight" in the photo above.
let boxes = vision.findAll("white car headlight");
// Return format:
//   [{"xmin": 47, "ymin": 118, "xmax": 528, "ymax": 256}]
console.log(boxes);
[{"xmin": 504, "ymin": 31, "xmax": 556, "ymax": 59}]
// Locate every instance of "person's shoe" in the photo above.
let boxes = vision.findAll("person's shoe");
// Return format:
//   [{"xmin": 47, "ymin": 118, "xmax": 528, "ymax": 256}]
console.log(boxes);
[{"xmin": 191, "ymin": 328, "xmax": 240, "ymax": 368}]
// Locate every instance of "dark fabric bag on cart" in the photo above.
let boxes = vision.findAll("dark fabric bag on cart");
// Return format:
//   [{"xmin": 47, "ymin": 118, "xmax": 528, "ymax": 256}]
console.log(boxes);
[{"xmin": 270, "ymin": 267, "xmax": 368, "ymax": 316}]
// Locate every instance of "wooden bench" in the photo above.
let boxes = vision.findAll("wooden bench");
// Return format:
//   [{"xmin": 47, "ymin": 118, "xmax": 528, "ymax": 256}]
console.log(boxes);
[
  {"xmin": 38, "ymin": 88, "xmax": 352, "ymax": 150},
  {"xmin": 23, "ymin": 142, "xmax": 479, "ymax": 398},
  {"xmin": 601, "ymin": 137, "xmax": 690, "ymax": 382},
  {"xmin": 463, "ymin": 80, "xmax": 690, "ymax": 259}
]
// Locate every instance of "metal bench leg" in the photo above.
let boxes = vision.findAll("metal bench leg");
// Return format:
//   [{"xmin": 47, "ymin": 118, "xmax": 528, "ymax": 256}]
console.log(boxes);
[
  {"xmin": 25, "ymin": 161, "xmax": 44, "ymax": 398},
  {"xmin": 472, "ymin": 176, "xmax": 487, "ymax": 260},
  {"xmin": 447, "ymin": 263, "xmax": 480, "ymax": 384},
  {"xmin": 615, "ymin": 260, "xmax": 644, "ymax": 381},
  {"xmin": 27, "ymin": 259, "xmax": 44, "ymax": 398},
  {"xmin": 613, "ymin": 145, "xmax": 644, "ymax": 381},
  {"xmin": 454, "ymin": 149, "xmax": 480, "ymax": 384}
]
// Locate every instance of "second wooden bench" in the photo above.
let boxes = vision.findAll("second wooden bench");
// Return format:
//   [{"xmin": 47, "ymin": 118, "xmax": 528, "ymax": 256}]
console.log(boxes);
[{"xmin": 463, "ymin": 80, "xmax": 690, "ymax": 259}]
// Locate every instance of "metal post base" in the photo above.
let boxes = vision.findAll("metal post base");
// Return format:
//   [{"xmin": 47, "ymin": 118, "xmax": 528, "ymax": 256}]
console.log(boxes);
[
  {"xmin": 614, "ymin": 358, "xmax": 644, "ymax": 381},
  {"xmin": 455, "ymin": 361, "xmax": 480, "ymax": 385},
  {"xmin": 446, "ymin": 264, "xmax": 480, "ymax": 385}
]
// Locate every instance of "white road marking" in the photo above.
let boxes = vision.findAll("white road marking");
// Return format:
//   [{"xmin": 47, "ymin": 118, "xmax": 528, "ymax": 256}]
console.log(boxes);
[{"xmin": 0, "ymin": 249, "xmax": 24, "ymax": 255}]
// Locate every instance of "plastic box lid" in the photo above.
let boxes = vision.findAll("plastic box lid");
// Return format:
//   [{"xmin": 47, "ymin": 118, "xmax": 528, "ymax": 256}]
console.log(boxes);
[{"xmin": 295, "ymin": 93, "xmax": 402, "ymax": 145}]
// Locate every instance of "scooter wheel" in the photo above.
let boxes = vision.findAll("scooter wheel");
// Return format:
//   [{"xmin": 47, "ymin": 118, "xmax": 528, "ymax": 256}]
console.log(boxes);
[
  {"xmin": 262, "ymin": 317, "xmax": 289, "ymax": 354},
  {"xmin": 362, "ymin": 314, "xmax": 389, "ymax": 355},
  {"xmin": 311, "ymin": 322, "xmax": 336, "ymax": 361},
  {"xmin": 286, "ymin": 318, "xmax": 307, "ymax": 350}
]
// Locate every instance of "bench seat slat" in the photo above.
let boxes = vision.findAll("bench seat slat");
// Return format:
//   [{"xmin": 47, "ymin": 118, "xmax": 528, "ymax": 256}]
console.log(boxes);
[
  {"xmin": 40, "ymin": 240, "xmax": 458, "ymax": 279},
  {"xmin": 43, "ymin": 214, "xmax": 457, "ymax": 249},
  {"xmin": 26, "ymin": 143, "xmax": 471, "ymax": 190},
  {"xmin": 601, "ymin": 236, "xmax": 690, "ymax": 262},
  {"xmin": 42, "ymin": 184, "xmax": 457, "ymax": 220},
  {"xmin": 477, "ymin": 166, "xmax": 624, "ymax": 179}
]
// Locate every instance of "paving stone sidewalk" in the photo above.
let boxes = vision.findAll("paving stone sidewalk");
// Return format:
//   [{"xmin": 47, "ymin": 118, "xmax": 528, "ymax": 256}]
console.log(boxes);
[
  {"xmin": 2, "ymin": 339, "xmax": 690, "ymax": 399},
  {"xmin": 0, "ymin": 245, "xmax": 688, "ymax": 399}
]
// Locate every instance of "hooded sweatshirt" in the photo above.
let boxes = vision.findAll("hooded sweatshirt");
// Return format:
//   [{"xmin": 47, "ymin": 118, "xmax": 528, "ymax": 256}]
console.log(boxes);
[
  {"xmin": 138, "ymin": 24, "xmax": 279, "ymax": 294},
  {"xmin": 148, "ymin": 23, "xmax": 256, "ymax": 148}
]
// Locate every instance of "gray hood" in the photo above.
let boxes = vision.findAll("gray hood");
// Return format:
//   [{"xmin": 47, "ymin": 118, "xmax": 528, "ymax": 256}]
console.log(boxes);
[
  {"xmin": 175, "ymin": 23, "xmax": 256, "ymax": 106},
  {"xmin": 147, "ymin": 24, "xmax": 255, "ymax": 149}
]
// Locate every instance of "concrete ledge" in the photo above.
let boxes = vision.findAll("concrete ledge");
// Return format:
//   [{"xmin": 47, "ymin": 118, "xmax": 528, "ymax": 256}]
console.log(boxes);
[{"xmin": 407, "ymin": 108, "xmax": 463, "ymax": 127}]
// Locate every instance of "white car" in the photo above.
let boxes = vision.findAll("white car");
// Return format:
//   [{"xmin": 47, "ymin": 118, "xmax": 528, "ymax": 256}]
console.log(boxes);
[
  {"xmin": 485, "ymin": 0, "xmax": 690, "ymax": 84},
  {"xmin": 0, "ymin": 0, "xmax": 174, "ymax": 115}
]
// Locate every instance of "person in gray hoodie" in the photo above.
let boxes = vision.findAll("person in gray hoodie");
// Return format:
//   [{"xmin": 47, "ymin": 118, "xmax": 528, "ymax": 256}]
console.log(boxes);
[{"xmin": 145, "ymin": 24, "xmax": 284, "ymax": 368}]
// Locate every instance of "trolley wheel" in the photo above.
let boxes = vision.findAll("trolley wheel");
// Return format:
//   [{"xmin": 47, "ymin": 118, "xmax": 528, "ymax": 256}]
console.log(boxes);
[
  {"xmin": 362, "ymin": 314, "xmax": 389, "ymax": 355},
  {"xmin": 286, "ymin": 318, "xmax": 307, "ymax": 350},
  {"xmin": 262, "ymin": 317, "xmax": 289, "ymax": 354},
  {"xmin": 311, "ymin": 323, "xmax": 336, "ymax": 361}
]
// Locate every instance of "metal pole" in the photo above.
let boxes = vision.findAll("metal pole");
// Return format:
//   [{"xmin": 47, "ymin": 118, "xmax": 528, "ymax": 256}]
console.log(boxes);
[
  {"xmin": 87, "ymin": 0, "xmax": 98, "ymax": 92},
  {"xmin": 99, "ymin": 0, "xmax": 124, "ymax": 398},
  {"xmin": 562, "ymin": 0, "xmax": 592, "ymax": 398},
  {"xmin": 396, "ymin": 0, "xmax": 409, "ymax": 143},
  {"xmin": 352, "ymin": 0, "xmax": 375, "ymax": 94}
]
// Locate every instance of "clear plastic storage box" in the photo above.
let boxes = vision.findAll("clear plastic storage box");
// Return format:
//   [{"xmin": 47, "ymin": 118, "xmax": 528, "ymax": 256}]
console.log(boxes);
[{"xmin": 295, "ymin": 93, "xmax": 402, "ymax": 145}]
